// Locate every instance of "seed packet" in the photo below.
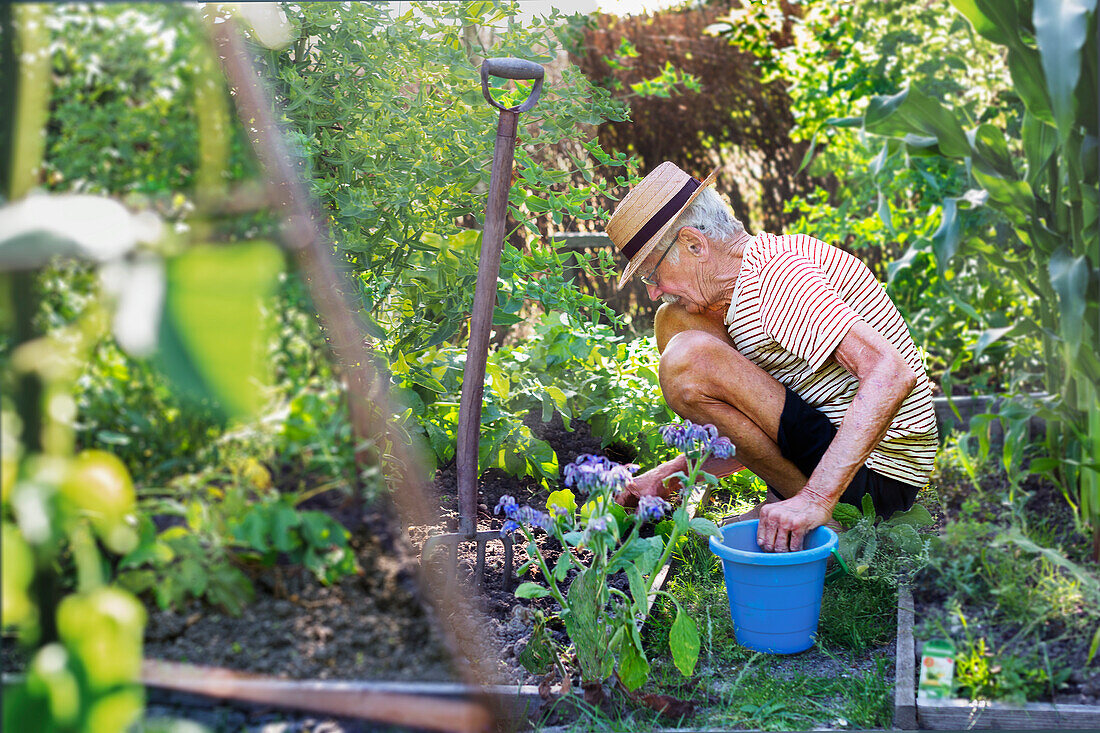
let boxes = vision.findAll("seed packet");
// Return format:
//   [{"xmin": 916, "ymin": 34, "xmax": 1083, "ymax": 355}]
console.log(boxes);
[{"xmin": 917, "ymin": 638, "xmax": 956, "ymax": 700}]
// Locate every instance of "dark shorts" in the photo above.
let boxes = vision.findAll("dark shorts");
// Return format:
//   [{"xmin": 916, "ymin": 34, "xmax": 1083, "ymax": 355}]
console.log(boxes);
[{"xmin": 772, "ymin": 386, "xmax": 920, "ymax": 518}]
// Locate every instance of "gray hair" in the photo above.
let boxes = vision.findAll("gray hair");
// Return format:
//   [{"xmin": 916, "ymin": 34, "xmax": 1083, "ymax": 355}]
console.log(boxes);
[{"xmin": 657, "ymin": 187, "xmax": 744, "ymax": 262}]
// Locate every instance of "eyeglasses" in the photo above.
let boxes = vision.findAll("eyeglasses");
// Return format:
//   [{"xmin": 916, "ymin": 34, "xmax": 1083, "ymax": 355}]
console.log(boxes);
[{"xmin": 639, "ymin": 239, "xmax": 675, "ymax": 288}]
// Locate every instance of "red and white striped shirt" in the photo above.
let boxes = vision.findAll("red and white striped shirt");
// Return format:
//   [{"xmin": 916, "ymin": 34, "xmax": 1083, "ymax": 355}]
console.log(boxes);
[{"xmin": 725, "ymin": 233, "xmax": 938, "ymax": 487}]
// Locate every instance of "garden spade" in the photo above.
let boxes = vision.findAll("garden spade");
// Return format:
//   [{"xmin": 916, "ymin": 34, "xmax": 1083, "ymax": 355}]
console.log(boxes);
[{"xmin": 421, "ymin": 58, "xmax": 544, "ymax": 589}]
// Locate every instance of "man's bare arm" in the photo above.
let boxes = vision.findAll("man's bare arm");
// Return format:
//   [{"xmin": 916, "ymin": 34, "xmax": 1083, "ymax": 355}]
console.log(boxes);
[{"xmin": 757, "ymin": 320, "xmax": 917, "ymax": 551}]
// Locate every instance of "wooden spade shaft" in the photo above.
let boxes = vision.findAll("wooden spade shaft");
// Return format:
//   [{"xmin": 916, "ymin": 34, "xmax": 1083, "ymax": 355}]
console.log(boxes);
[{"xmin": 457, "ymin": 107, "xmax": 519, "ymax": 538}]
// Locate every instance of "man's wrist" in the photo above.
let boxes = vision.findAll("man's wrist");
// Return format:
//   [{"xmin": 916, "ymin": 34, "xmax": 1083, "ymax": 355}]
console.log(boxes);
[{"xmin": 799, "ymin": 483, "xmax": 839, "ymax": 512}]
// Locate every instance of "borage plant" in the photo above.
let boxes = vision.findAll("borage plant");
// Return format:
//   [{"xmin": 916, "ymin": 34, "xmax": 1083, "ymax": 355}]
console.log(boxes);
[{"xmin": 500, "ymin": 420, "xmax": 732, "ymax": 700}]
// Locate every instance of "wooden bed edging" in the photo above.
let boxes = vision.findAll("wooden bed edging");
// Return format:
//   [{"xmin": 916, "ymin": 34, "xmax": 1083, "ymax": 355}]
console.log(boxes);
[
  {"xmin": 894, "ymin": 585, "xmax": 917, "ymax": 729},
  {"xmin": 917, "ymin": 698, "xmax": 1100, "ymax": 729},
  {"xmin": 898, "ymin": 591, "xmax": 1100, "ymax": 730},
  {"xmin": 141, "ymin": 660, "xmax": 554, "ymax": 731}
]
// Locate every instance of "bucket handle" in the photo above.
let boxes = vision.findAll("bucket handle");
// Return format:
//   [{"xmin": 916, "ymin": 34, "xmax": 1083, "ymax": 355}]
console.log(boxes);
[{"xmin": 824, "ymin": 548, "xmax": 852, "ymax": 584}]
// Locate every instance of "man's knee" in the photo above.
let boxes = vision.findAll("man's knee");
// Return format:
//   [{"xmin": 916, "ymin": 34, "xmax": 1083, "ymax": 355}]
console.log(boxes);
[{"xmin": 659, "ymin": 330, "xmax": 729, "ymax": 412}]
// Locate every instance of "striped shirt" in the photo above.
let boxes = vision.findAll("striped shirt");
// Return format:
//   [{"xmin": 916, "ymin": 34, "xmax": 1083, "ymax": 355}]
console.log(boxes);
[{"xmin": 724, "ymin": 233, "xmax": 938, "ymax": 487}]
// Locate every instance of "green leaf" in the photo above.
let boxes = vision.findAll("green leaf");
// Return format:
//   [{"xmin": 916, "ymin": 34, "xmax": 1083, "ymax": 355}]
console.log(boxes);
[
  {"xmin": 234, "ymin": 510, "xmax": 269, "ymax": 552},
  {"xmin": 1088, "ymin": 622, "xmax": 1100, "ymax": 665},
  {"xmin": 689, "ymin": 517, "xmax": 722, "ymax": 539},
  {"xmin": 863, "ymin": 86, "xmax": 970, "ymax": 158},
  {"xmin": 518, "ymin": 621, "xmax": 555, "ymax": 674},
  {"xmin": 625, "ymin": 561, "xmax": 648, "ymax": 618},
  {"xmin": 1022, "ymin": 112, "xmax": 1059, "ymax": 186},
  {"xmin": 552, "ymin": 552, "xmax": 571, "ymax": 582},
  {"xmin": 179, "ymin": 557, "xmax": 207, "ymax": 596},
  {"xmin": 158, "ymin": 242, "xmax": 283, "ymax": 418},
  {"xmin": 1006, "ymin": 46, "xmax": 1056, "ymax": 123},
  {"xmin": 271, "ymin": 502, "xmax": 302, "ymax": 553},
  {"xmin": 617, "ymin": 629, "xmax": 650, "ymax": 691},
  {"xmin": 1033, "ymin": 0, "xmax": 1097, "ymax": 134},
  {"xmin": 563, "ymin": 568, "xmax": 614, "ymax": 681},
  {"xmin": 515, "ymin": 582, "xmax": 551, "ymax": 599},
  {"xmin": 860, "ymin": 493, "xmax": 875, "ymax": 518},
  {"xmin": 885, "ymin": 503, "xmax": 934, "ymax": 528},
  {"xmin": 931, "ymin": 199, "xmax": 962, "ymax": 273},
  {"xmin": 669, "ymin": 609, "xmax": 700, "ymax": 678},
  {"xmin": 832, "ymin": 503, "xmax": 860, "ymax": 528},
  {"xmin": 1049, "ymin": 248, "xmax": 1089, "ymax": 358},
  {"xmin": 948, "ymin": 0, "xmax": 1021, "ymax": 46},
  {"xmin": 969, "ymin": 124, "xmax": 1017, "ymax": 179},
  {"xmin": 546, "ymin": 488, "xmax": 577, "ymax": 517},
  {"xmin": 887, "ymin": 523, "xmax": 923, "ymax": 555},
  {"xmin": 609, "ymin": 536, "xmax": 664, "ymax": 576}
]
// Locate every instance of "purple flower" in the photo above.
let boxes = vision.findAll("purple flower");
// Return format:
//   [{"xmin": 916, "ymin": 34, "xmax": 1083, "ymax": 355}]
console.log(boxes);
[
  {"xmin": 660, "ymin": 420, "xmax": 736, "ymax": 460},
  {"xmin": 711, "ymin": 437, "xmax": 735, "ymax": 460},
  {"xmin": 495, "ymin": 495, "xmax": 518, "ymax": 519},
  {"xmin": 587, "ymin": 514, "xmax": 610, "ymax": 532},
  {"xmin": 516, "ymin": 506, "xmax": 550, "ymax": 530},
  {"xmin": 563, "ymin": 454, "xmax": 638, "ymax": 495},
  {"xmin": 659, "ymin": 423, "xmax": 687, "ymax": 451},
  {"xmin": 500, "ymin": 519, "xmax": 521, "ymax": 537},
  {"xmin": 637, "ymin": 495, "xmax": 671, "ymax": 522}
]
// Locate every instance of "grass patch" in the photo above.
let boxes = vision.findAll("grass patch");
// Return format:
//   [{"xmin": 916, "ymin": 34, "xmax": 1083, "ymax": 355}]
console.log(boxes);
[{"xmin": 632, "ymin": 474, "xmax": 900, "ymax": 729}]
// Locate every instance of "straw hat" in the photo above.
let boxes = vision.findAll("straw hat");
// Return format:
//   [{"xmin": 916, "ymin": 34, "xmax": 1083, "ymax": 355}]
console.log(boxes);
[{"xmin": 607, "ymin": 161, "xmax": 719, "ymax": 290}]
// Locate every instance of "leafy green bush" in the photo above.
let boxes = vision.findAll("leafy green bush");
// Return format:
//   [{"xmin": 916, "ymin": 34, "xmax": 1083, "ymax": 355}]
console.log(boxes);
[
  {"xmin": 391, "ymin": 312, "xmax": 674, "ymax": 482},
  {"xmin": 712, "ymin": 0, "xmax": 1038, "ymax": 393},
  {"xmin": 118, "ymin": 467, "xmax": 358, "ymax": 615},
  {"xmin": 262, "ymin": 1, "xmax": 633, "ymax": 359}
]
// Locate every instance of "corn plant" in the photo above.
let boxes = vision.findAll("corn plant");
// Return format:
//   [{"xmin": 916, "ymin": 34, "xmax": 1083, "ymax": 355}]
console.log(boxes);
[{"xmin": 852, "ymin": 0, "xmax": 1098, "ymax": 558}]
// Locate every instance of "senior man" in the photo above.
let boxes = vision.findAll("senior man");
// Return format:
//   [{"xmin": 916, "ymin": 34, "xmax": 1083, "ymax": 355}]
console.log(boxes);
[{"xmin": 607, "ymin": 162, "xmax": 937, "ymax": 553}]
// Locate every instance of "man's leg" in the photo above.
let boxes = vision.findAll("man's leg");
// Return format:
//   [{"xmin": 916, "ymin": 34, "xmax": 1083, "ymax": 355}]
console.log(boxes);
[{"xmin": 654, "ymin": 303, "xmax": 808, "ymax": 499}]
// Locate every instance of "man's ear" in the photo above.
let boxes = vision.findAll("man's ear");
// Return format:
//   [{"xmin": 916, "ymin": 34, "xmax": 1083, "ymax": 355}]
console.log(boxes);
[{"xmin": 678, "ymin": 227, "xmax": 709, "ymax": 259}]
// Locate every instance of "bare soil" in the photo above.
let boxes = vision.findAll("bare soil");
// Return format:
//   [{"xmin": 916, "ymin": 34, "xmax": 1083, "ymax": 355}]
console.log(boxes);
[{"xmin": 142, "ymin": 412, "xmax": 626, "ymax": 690}]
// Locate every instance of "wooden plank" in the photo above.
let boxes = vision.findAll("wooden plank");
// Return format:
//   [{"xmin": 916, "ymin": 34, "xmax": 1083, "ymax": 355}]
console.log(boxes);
[
  {"xmin": 142, "ymin": 660, "xmax": 547, "ymax": 730},
  {"xmin": 549, "ymin": 232, "xmax": 612, "ymax": 249},
  {"xmin": 917, "ymin": 698, "xmax": 1100, "ymax": 730},
  {"xmin": 894, "ymin": 585, "xmax": 917, "ymax": 729}
]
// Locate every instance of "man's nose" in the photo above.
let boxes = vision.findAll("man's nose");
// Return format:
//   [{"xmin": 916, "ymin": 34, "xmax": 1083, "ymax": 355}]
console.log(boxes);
[{"xmin": 645, "ymin": 282, "xmax": 662, "ymax": 301}]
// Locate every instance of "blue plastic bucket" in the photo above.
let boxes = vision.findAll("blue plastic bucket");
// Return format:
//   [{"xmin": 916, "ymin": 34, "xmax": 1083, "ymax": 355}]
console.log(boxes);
[{"xmin": 709, "ymin": 519, "xmax": 838, "ymax": 654}]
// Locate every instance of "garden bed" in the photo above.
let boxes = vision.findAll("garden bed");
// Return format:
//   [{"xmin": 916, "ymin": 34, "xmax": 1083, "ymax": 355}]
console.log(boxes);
[
  {"xmin": 896, "ymin": 586, "xmax": 1100, "ymax": 730},
  {"xmin": 897, "ymin": 466, "xmax": 1100, "ymax": 729}
]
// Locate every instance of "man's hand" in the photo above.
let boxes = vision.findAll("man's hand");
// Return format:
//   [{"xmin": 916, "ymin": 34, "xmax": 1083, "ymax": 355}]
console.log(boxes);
[
  {"xmin": 756, "ymin": 492, "xmax": 833, "ymax": 552},
  {"xmin": 616, "ymin": 468, "xmax": 679, "ymax": 509}
]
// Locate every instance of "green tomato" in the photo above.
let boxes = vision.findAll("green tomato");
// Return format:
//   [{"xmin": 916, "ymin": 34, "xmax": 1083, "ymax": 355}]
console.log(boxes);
[
  {"xmin": 61, "ymin": 450, "xmax": 137, "ymax": 553},
  {"xmin": 56, "ymin": 587, "xmax": 145, "ymax": 691},
  {"xmin": 2, "ymin": 523, "xmax": 34, "ymax": 627}
]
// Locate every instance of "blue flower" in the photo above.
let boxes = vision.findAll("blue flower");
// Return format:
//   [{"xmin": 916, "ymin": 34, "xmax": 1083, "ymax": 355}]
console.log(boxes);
[
  {"xmin": 711, "ymin": 436, "xmax": 735, "ymax": 460},
  {"xmin": 563, "ymin": 454, "xmax": 638, "ymax": 495},
  {"xmin": 659, "ymin": 423, "xmax": 687, "ymax": 451},
  {"xmin": 660, "ymin": 420, "xmax": 736, "ymax": 460},
  {"xmin": 494, "ymin": 495, "xmax": 519, "ymax": 519},
  {"xmin": 500, "ymin": 519, "xmax": 521, "ymax": 537},
  {"xmin": 516, "ymin": 506, "xmax": 550, "ymax": 530},
  {"xmin": 587, "ymin": 514, "xmax": 610, "ymax": 532},
  {"xmin": 637, "ymin": 495, "xmax": 671, "ymax": 522}
]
